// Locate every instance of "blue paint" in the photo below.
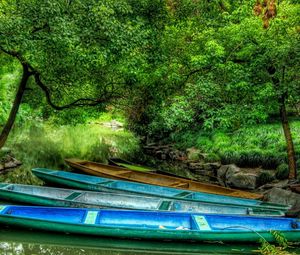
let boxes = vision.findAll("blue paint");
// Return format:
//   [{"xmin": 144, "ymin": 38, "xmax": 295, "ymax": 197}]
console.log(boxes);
[
  {"xmin": 0, "ymin": 205, "xmax": 299, "ymax": 232},
  {"xmin": 32, "ymin": 168, "xmax": 289, "ymax": 210}
]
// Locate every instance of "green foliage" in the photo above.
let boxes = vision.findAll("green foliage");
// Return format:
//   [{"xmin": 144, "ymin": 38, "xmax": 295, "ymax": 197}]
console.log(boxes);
[
  {"xmin": 1, "ymin": 122, "xmax": 140, "ymax": 184},
  {"xmin": 257, "ymin": 171, "xmax": 275, "ymax": 187},
  {"xmin": 276, "ymin": 163, "xmax": 289, "ymax": 180},
  {"xmin": 168, "ymin": 120, "xmax": 300, "ymax": 169},
  {"xmin": 125, "ymin": 0, "xmax": 300, "ymax": 142},
  {"xmin": 204, "ymin": 153, "xmax": 221, "ymax": 163},
  {"xmin": 259, "ymin": 231, "xmax": 294, "ymax": 255}
]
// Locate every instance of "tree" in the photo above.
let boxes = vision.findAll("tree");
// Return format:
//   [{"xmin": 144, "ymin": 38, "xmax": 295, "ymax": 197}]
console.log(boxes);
[
  {"xmin": 252, "ymin": 0, "xmax": 299, "ymax": 179},
  {"xmin": 129, "ymin": 0, "xmax": 299, "ymax": 178},
  {"xmin": 0, "ymin": 0, "xmax": 164, "ymax": 149}
]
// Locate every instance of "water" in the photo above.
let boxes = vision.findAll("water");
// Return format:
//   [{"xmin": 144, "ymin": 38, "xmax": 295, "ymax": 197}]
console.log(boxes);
[{"xmin": 0, "ymin": 227, "xmax": 259, "ymax": 255}]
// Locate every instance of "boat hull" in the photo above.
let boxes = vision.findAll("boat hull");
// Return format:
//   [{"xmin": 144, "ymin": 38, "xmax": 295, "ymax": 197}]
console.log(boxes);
[
  {"xmin": 65, "ymin": 158, "xmax": 263, "ymax": 200},
  {"xmin": 32, "ymin": 168, "xmax": 290, "ymax": 212},
  {"xmin": 0, "ymin": 206, "xmax": 299, "ymax": 243},
  {"xmin": 0, "ymin": 183, "xmax": 282, "ymax": 216}
]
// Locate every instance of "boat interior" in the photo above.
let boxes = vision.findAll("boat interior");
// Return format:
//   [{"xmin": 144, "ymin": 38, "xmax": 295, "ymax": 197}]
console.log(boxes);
[
  {"xmin": 1, "ymin": 206, "xmax": 299, "ymax": 231},
  {"xmin": 31, "ymin": 168, "xmax": 289, "ymax": 211},
  {"xmin": 0, "ymin": 184, "xmax": 164, "ymax": 210},
  {"xmin": 78, "ymin": 161, "xmax": 239, "ymax": 195}
]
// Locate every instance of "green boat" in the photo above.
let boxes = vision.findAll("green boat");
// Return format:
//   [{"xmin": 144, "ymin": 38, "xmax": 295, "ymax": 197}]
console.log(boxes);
[
  {"xmin": 32, "ymin": 168, "xmax": 291, "ymax": 212},
  {"xmin": 0, "ymin": 205, "xmax": 300, "ymax": 243},
  {"xmin": 0, "ymin": 183, "xmax": 283, "ymax": 215}
]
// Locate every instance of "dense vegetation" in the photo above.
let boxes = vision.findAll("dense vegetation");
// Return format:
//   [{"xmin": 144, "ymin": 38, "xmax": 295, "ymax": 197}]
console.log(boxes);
[{"xmin": 0, "ymin": 0, "xmax": 299, "ymax": 178}]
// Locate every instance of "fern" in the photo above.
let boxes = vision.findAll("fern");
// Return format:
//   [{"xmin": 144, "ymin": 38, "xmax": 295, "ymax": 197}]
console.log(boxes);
[{"xmin": 258, "ymin": 231, "xmax": 296, "ymax": 255}]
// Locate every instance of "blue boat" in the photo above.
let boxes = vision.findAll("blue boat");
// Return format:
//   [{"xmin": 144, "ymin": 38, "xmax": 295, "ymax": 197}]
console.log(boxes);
[
  {"xmin": 0, "ymin": 183, "xmax": 283, "ymax": 216},
  {"xmin": 0, "ymin": 205, "xmax": 299, "ymax": 242},
  {"xmin": 32, "ymin": 168, "xmax": 290, "ymax": 211}
]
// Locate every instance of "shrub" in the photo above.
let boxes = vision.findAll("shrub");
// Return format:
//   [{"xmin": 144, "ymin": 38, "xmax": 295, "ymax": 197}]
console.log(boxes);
[
  {"xmin": 275, "ymin": 163, "xmax": 289, "ymax": 180},
  {"xmin": 205, "ymin": 153, "xmax": 221, "ymax": 163},
  {"xmin": 257, "ymin": 171, "xmax": 275, "ymax": 187}
]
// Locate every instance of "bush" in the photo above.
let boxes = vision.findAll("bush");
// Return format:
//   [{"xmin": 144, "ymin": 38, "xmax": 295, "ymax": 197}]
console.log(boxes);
[
  {"xmin": 275, "ymin": 163, "xmax": 289, "ymax": 180},
  {"xmin": 205, "ymin": 153, "xmax": 221, "ymax": 163},
  {"xmin": 257, "ymin": 171, "xmax": 275, "ymax": 187}
]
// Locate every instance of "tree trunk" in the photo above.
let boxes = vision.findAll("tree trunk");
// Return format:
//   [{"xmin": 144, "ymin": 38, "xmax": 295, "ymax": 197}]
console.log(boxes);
[
  {"xmin": 279, "ymin": 95, "xmax": 297, "ymax": 180},
  {"xmin": 0, "ymin": 64, "xmax": 31, "ymax": 149}
]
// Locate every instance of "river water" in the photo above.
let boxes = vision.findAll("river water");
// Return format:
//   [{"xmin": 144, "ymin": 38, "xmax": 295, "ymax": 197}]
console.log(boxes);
[{"xmin": 0, "ymin": 227, "xmax": 260, "ymax": 255}]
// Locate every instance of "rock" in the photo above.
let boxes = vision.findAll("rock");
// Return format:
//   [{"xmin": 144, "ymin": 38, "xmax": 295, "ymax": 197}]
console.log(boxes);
[
  {"xmin": 186, "ymin": 148, "xmax": 208, "ymax": 161},
  {"xmin": 226, "ymin": 172, "xmax": 258, "ymax": 190},
  {"xmin": 257, "ymin": 179, "xmax": 289, "ymax": 191},
  {"xmin": 0, "ymin": 164, "xmax": 4, "ymax": 171},
  {"xmin": 217, "ymin": 165, "xmax": 230, "ymax": 186},
  {"xmin": 4, "ymin": 161, "xmax": 18, "ymax": 169},
  {"xmin": 188, "ymin": 162, "xmax": 205, "ymax": 171},
  {"xmin": 202, "ymin": 162, "xmax": 221, "ymax": 171},
  {"xmin": 169, "ymin": 150, "xmax": 185, "ymax": 161},
  {"xmin": 225, "ymin": 164, "xmax": 241, "ymax": 179},
  {"xmin": 265, "ymin": 188, "xmax": 300, "ymax": 211},
  {"xmin": 11, "ymin": 157, "xmax": 22, "ymax": 166},
  {"xmin": 217, "ymin": 164, "xmax": 258, "ymax": 190}
]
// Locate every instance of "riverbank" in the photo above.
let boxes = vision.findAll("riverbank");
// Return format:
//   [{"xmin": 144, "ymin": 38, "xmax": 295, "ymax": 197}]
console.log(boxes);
[{"xmin": 157, "ymin": 119, "xmax": 300, "ymax": 176}]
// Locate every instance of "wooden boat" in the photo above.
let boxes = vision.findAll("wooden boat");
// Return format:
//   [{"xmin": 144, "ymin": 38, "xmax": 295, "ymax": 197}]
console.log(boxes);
[
  {"xmin": 108, "ymin": 158, "xmax": 156, "ymax": 172},
  {"xmin": 0, "ymin": 205, "xmax": 300, "ymax": 243},
  {"xmin": 0, "ymin": 183, "xmax": 282, "ymax": 216},
  {"xmin": 32, "ymin": 168, "xmax": 290, "ymax": 212},
  {"xmin": 65, "ymin": 158, "xmax": 262, "ymax": 200},
  {"xmin": 108, "ymin": 157, "xmax": 193, "ymax": 179}
]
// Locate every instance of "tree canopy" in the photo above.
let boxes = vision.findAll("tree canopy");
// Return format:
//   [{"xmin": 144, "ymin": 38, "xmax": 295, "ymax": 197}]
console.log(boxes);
[{"xmin": 0, "ymin": 0, "xmax": 299, "ymax": 177}]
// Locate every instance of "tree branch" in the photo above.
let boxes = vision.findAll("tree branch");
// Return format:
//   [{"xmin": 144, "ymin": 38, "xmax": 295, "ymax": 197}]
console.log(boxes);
[
  {"xmin": 0, "ymin": 45, "xmax": 35, "ymax": 72},
  {"xmin": 34, "ymin": 73, "xmax": 121, "ymax": 110}
]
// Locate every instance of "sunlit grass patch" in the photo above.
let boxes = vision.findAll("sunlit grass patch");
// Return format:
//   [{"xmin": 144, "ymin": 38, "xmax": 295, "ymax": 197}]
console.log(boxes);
[{"xmin": 2, "ymin": 122, "xmax": 140, "ymax": 184}]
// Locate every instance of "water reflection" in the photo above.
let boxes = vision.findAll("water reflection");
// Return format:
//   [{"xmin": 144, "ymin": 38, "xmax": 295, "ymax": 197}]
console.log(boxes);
[{"xmin": 0, "ymin": 227, "xmax": 258, "ymax": 255}]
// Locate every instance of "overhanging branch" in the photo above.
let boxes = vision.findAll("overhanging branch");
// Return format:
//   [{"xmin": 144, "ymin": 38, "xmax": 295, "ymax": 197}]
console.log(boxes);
[
  {"xmin": 0, "ymin": 45, "xmax": 35, "ymax": 72},
  {"xmin": 34, "ymin": 73, "xmax": 121, "ymax": 110}
]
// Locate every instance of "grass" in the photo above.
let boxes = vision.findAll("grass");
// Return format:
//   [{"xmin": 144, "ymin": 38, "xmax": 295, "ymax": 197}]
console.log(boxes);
[
  {"xmin": 0, "ymin": 122, "xmax": 140, "ymax": 184},
  {"xmin": 169, "ymin": 119, "xmax": 300, "ymax": 170}
]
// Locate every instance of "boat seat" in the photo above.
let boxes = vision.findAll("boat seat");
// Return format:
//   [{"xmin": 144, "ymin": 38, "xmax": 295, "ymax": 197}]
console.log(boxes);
[
  {"xmin": 65, "ymin": 192, "xmax": 83, "ymax": 200},
  {"xmin": 174, "ymin": 183, "xmax": 189, "ymax": 188},
  {"xmin": 170, "ymin": 182, "xmax": 189, "ymax": 188},
  {"xmin": 174, "ymin": 191, "xmax": 192, "ymax": 198},
  {"xmin": 115, "ymin": 170, "xmax": 132, "ymax": 176},
  {"xmin": 158, "ymin": 201, "xmax": 172, "ymax": 211}
]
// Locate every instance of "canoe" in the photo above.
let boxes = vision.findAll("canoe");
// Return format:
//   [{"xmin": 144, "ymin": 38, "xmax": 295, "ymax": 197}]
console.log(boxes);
[
  {"xmin": 108, "ymin": 157, "xmax": 193, "ymax": 179},
  {"xmin": 0, "ymin": 205, "xmax": 299, "ymax": 243},
  {"xmin": 0, "ymin": 183, "xmax": 286, "ymax": 216},
  {"xmin": 108, "ymin": 157, "xmax": 152, "ymax": 170},
  {"xmin": 108, "ymin": 158, "xmax": 155, "ymax": 172},
  {"xmin": 32, "ymin": 168, "xmax": 290, "ymax": 212},
  {"xmin": 65, "ymin": 158, "xmax": 262, "ymax": 200}
]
